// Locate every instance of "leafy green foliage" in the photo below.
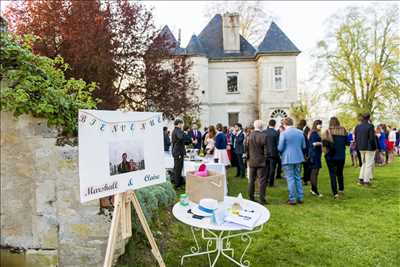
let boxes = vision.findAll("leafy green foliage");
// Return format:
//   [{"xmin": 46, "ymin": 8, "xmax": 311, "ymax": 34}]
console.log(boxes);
[
  {"xmin": 133, "ymin": 180, "xmax": 176, "ymax": 232},
  {"xmin": 289, "ymin": 93, "xmax": 310, "ymax": 124},
  {"xmin": 336, "ymin": 110, "xmax": 359, "ymax": 131},
  {"xmin": 182, "ymin": 114, "xmax": 202, "ymax": 129},
  {"xmin": 0, "ymin": 33, "xmax": 97, "ymax": 136}
]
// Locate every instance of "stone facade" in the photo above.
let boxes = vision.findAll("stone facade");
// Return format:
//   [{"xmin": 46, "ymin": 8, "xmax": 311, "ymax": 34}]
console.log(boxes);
[{"xmin": 0, "ymin": 112, "xmax": 125, "ymax": 266}]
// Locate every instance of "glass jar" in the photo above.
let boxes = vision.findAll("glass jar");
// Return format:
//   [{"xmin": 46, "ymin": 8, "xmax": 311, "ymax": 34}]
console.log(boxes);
[{"xmin": 179, "ymin": 193, "xmax": 189, "ymax": 206}]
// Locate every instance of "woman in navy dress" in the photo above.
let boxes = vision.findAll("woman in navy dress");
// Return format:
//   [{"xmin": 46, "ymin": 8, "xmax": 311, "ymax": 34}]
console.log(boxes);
[
  {"xmin": 308, "ymin": 120, "xmax": 323, "ymax": 197},
  {"xmin": 214, "ymin": 123, "xmax": 231, "ymax": 166}
]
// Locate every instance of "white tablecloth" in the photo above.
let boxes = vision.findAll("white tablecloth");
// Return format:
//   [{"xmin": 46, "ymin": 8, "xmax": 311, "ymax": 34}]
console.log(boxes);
[
  {"xmin": 172, "ymin": 196, "xmax": 270, "ymax": 231},
  {"xmin": 164, "ymin": 152, "xmax": 174, "ymax": 169},
  {"xmin": 164, "ymin": 153, "xmax": 227, "ymax": 195}
]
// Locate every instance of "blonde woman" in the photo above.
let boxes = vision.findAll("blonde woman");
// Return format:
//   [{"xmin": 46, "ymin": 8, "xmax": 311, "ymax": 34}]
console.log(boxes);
[{"xmin": 323, "ymin": 117, "xmax": 348, "ymax": 198}]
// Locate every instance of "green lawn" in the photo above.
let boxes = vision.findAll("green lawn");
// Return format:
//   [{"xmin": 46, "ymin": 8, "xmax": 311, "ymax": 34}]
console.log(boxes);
[{"xmin": 118, "ymin": 156, "xmax": 400, "ymax": 267}]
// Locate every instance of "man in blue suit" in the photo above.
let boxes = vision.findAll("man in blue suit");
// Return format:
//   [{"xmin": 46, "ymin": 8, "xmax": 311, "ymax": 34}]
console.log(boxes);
[{"xmin": 278, "ymin": 117, "xmax": 306, "ymax": 205}]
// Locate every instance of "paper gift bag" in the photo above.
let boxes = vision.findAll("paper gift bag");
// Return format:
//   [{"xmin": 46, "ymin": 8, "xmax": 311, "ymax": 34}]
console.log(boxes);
[{"xmin": 186, "ymin": 170, "xmax": 225, "ymax": 203}]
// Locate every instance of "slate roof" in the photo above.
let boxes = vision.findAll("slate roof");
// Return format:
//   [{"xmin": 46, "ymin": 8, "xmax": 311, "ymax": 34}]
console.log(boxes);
[
  {"xmin": 186, "ymin": 34, "xmax": 207, "ymax": 56},
  {"xmin": 196, "ymin": 14, "xmax": 256, "ymax": 59},
  {"xmin": 257, "ymin": 22, "xmax": 300, "ymax": 54},
  {"xmin": 158, "ymin": 25, "xmax": 186, "ymax": 55},
  {"xmin": 159, "ymin": 16, "xmax": 300, "ymax": 59}
]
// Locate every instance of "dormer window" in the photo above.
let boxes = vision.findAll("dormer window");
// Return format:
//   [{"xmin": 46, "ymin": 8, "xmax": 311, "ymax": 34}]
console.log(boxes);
[
  {"xmin": 274, "ymin": 66, "xmax": 284, "ymax": 90},
  {"xmin": 226, "ymin": 72, "xmax": 239, "ymax": 93}
]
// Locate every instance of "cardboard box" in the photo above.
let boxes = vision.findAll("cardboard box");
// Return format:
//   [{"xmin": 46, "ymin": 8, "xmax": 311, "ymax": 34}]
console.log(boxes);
[{"xmin": 186, "ymin": 170, "xmax": 225, "ymax": 203}]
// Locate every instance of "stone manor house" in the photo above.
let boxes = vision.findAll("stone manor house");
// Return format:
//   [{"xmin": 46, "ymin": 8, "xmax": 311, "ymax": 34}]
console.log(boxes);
[{"xmin": 161, "ymin": 13, "xmax": 301, "ymax": 127}]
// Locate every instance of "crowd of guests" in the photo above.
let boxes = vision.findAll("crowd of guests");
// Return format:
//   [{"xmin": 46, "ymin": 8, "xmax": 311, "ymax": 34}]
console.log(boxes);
[{"xmin": 164, "ymin": 113, "xmax": 399, "ymax": 204}]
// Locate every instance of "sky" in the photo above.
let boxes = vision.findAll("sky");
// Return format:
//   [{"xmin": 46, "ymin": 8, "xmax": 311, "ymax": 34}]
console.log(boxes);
[{"xmin": 142, "ymin": 1, "xmax": 390, "ymax": 84}]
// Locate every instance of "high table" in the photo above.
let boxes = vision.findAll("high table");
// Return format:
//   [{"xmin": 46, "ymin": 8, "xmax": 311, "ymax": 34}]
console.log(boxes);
[{"xmin": 172, "ymin": 196, "xmax": 270, "ymax": 267}]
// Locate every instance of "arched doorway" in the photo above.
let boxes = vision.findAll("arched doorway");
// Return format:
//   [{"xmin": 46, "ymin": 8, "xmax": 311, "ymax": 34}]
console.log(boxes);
[{"xmin": 270, "ymin": 109, "xmax": 288, "ymax": 128}]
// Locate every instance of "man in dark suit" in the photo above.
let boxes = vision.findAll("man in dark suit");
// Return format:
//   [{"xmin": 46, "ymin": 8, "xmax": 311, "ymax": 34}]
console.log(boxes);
[
  {"xmin": 117, "ymin": 153, "xmax": 130, "ymax": 174},
  {"xmin": 264, "ymin": 119, "xmax": 279, "ymax": 187},
  {"xmin": 163, "ymin": 127, "xmax": 171, "ymax": 152},
  {"xmin": 183, "ymin": 125, "xmax": 192, "ymax": 146},
  {"xmin": 171, "ymin": 119, "xmax": 186, "ymax": 189},
  {"xmin": 297, "ymin": 119, "xmax": 311, "ymax": 185},
  {"xmin": 233, "ymin": 123, "xmax": 245, "ymax": 178},
  {"xmin": 354, "ymin": 113, "xmax": 376, "ymax": 185},
  {"xmin": 246, "ymin": 120, "xmax": 268, "ymax": 204},
  {"xmin": 188, "ymin": 123, "xmax": 202, "ymax": 150}
]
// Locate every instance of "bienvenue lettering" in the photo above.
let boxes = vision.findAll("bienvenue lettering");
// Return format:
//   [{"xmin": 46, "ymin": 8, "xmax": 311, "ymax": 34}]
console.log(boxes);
[{"xmin": 86, "ymin": 181, "xmax": 118, "ymax": 196}]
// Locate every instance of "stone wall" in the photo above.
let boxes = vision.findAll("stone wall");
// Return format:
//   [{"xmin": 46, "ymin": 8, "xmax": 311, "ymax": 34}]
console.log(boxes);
[{"xmin": 0, "ymin": 112, "xmax": 125, "ymax": 266}]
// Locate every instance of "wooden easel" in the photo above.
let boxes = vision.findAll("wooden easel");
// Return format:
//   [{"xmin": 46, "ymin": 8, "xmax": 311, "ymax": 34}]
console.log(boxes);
[{"xmin": 103, "ymin": 190, "xmax": 166, "ymax": 267}]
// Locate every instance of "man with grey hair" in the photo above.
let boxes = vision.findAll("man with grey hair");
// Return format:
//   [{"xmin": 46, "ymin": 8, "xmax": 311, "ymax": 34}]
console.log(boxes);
[
  {"xmin": 246, "ymin": 120, "xmax": 268, "ymax": 204},
  {"xmin": 278, "ymin": 117, "xmax": 306, "ymax": 205}
]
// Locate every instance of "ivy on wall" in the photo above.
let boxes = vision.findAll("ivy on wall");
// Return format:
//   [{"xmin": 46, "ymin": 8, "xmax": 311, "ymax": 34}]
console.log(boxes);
[{"xmin": 0, "ymin": 33, "xmax": 97, "ymax": 137}]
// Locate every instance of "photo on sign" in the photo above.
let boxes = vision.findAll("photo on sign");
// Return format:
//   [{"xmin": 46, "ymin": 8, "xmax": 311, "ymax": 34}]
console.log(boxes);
[{"xmin": 109, "ymin": 139, "xmax": 145, "ymax": 176}]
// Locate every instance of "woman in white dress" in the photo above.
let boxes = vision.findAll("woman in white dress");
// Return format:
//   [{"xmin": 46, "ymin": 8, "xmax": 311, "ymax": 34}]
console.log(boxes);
[
  {"xmin": 214, "ymin": 123, "xmax": 231, "ymax": 166},
  {"xmin": 204, "ymin": 125, "xmax": 216, "ymax": 162}
]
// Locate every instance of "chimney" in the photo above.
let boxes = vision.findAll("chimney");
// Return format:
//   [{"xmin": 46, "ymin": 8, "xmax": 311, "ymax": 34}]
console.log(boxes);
[
  {"xmin": 222, "ymin": 12, "xmax": 240, "ymax": 53},
  {"xmin": 178, "ymin": 28, "xmax": 181, "ymax": 45}
]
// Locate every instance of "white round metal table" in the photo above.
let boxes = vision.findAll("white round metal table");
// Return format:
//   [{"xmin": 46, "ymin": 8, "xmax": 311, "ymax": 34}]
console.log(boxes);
[{"xmin": 172, "ymin": 196, "xmax": 270, "ymax": 267}]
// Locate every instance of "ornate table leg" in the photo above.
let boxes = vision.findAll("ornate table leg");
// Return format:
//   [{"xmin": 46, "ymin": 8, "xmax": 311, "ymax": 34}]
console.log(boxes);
[
  {"xmin": 180, "ymin": 227, "xmax": 218, "ymax": 266},
  {"xmin": 220, "ymin": 224, "xmax": 264, "ymax": 267},
  {"xmin": 224, "ymin": 230, "xmax": 234, "ymax": 258},
  {"xmin": 181, "ymin": 225, "xmax": 264, "ymax": 267}
]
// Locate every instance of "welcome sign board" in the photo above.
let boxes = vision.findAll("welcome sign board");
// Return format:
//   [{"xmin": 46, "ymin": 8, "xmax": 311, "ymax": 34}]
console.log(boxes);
[{"xmin": 78, "ymin": 110, "xmax": 166, "ymax": 203}]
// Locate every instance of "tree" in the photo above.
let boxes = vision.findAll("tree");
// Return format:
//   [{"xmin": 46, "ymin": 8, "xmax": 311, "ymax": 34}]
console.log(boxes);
[
  {"xmin": 183, "ymin": 114, "xmax": 202, "ymax": 130},
  {"xmin": 289, "ymin": 92, "xmax": 310, "ymax": 124},
  {"xmin": 4, "ymin": 0, "xmax": 120, "ymax": 109},
  {"xmin": 203, "ymin": 0, "xmax": 275, "ymax": 45},
  {"xmin": 336, "ymin": 111, "xmax": 359, "ymax": 131},
  {"xmin": 61, "ymin": 0, "xmax": 119, "ymax": 109},
  {"xmin": 109, "ymin": 0, "xmax": 155, "ymax": 96},
  {"xmin": 0, "ymin": 33, "xmax": 96, "ymax": 137},
  {"xmin": 315, "ymin": 4, "xmax": 400, "ymax": 120},
  {"xmin": 110, "ymin": 0, "xmax": 199, "ymax": 119},
  {"xmin": 5, "ymin": 0, "xmax": 199, "ymax": 117}
]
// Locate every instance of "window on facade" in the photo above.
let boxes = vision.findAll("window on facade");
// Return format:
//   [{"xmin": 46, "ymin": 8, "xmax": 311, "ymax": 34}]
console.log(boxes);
[
  {"xmin": 226, "ymin": 72, "xmax": 239, "ymax": 93},
  {"xmin": 228, "ymin": 113, "xmax": 239, "ymax": 127},
  {"xmin": 274, "ymin": 66, "xmax": 284, "ymax": 90}
]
